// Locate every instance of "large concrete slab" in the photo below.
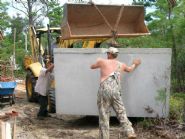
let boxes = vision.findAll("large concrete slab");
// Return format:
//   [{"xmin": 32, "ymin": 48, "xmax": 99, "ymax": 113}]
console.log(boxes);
[{"xmin": 54, "ymin": 48, "xmax": 171, "ymax": 117}]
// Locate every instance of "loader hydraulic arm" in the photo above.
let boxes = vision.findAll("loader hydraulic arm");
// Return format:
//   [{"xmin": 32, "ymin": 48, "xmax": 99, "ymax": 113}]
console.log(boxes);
[{"xmin": 29, "ymin": 26, "xmax": 44, "ymax": 63}]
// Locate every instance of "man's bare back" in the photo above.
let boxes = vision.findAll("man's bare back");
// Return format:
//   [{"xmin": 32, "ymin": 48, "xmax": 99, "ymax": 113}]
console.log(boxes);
[
  {"xmin": 91, "ymin": 57, "xmax": 140, "ymax": 82},
  {"xmin": 91, "ymin": 58, "xmax": 121, "ymax": 82}
]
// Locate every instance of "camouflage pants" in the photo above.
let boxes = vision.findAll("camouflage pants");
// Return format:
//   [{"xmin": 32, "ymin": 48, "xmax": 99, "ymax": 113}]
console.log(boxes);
[{"xmin": 97, "ymin": 76, "xmax": 135, "ymax": 139}]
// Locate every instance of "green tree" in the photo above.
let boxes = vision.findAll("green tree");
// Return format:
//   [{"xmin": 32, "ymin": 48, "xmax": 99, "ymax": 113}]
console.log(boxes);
[
  {"xmin": 10, "ymin": 13, "xmax": 27, "ymax": 41},
  {"xmin": 170, "ymin": 0, "xmax": 185, "ymax": 91},
  {"xmin": 172, "ymin": 0, "xmax": 185, "ymax": 45},
  {"xmin": 0, "ymin": 11, "xmax": 27, "ymax": 70},
  {"xmin": 11, "ymin": 0, "xmax": 47, "ymax": 26},
  {"xmin": 47, "ymin": 0, "xmax": 63, "ymax": 27},
  {"xmin": 0, "ymin": 1, "xmax": 10, "ymax": 31},
  {"xmin": 132, "ymin": 0, "xmax": 156, "ymax": 21},
  {"xmin": 148, "ymin": 0, "xmax": 185, "ymax": 92}
]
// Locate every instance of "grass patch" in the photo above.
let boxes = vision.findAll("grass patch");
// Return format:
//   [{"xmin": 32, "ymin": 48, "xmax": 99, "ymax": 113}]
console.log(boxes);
[
  {"xmin": 136, "ymin": 93, "xmax": 185, "ymax": 128},
  {"xmin": 169, "ymin": 93, "xmax": 185, "ymax": 122}
]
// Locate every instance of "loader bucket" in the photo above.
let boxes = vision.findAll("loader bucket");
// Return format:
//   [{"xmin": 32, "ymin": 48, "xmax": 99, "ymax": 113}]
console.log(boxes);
[{"xmin": 61, "ymin": 3, "xmax": 150, "ymax": 40}]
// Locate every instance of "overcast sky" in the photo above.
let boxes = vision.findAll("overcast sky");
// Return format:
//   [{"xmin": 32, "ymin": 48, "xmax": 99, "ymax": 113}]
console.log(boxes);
[
  {"xmin": 62, "ymin": 0, "xmax": 133, "ymax": 5},
  {"xmin": 4, "ymin": 0, "xmax": 133, "ymax": 17},
  {"xmin": 2, "ymin": 0, "xmax": 134, "ymax": 26}
]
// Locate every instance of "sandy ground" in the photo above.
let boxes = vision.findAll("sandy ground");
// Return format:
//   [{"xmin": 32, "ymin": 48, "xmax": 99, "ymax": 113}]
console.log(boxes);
[{"xmin": 0, "ymin": 82, "xmax": 184, "ymax": 139}]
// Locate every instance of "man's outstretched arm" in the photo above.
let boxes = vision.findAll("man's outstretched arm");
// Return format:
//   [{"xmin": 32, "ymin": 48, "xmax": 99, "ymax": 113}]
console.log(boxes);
[
  {"xmin": 46, "ymin": 63, "xmax": 54, "ymax": 73},
  {"xmin": 124, "ymin": 59, "xmax": 141, "ymax": 72}
]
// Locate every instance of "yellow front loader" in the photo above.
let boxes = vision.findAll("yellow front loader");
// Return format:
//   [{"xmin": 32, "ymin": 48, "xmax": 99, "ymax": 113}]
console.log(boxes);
[{"xmin": 24, "ymin": 3, "xmax": 149, "ymax": 113}]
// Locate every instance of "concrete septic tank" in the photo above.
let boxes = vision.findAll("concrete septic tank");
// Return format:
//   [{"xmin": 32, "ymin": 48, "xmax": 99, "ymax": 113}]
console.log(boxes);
[{"xmin": 54, "ymin": 48, "xmax": 171, "ymax": 117}]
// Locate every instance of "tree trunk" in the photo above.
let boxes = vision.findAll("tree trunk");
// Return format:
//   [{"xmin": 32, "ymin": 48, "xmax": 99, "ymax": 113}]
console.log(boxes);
[
  {"xmin": 28, "ymin": 0, "xmax": 34, "ymax": 26},
  {"xmin": 168, "ymin": 6, "xmax": 181, "ymax": 92}
]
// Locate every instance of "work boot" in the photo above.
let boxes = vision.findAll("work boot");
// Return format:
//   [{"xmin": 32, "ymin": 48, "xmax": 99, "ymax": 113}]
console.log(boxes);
[{"xmin": 128, "ymin": 133, "xmax": 137, "ymax": 139}]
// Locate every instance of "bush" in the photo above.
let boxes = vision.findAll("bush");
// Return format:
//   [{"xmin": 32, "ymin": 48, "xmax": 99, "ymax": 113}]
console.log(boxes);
[
  {"xmin": 14, "ymin": 69, "xmax": 26, "ymax": 79},
  {"xmin": 169, "ymin": 93, "xmax": 185, "ymax": 122}
]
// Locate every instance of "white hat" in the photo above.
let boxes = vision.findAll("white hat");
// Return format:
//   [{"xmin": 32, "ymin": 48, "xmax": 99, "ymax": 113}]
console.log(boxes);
[{"xmin": 107, "ymin": 47, "xmax": 119, "ymax": 54}]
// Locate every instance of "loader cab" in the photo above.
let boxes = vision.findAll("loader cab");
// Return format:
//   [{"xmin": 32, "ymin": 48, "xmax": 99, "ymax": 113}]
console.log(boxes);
[{"xmin": 36, "ymin": 27, "xmax": 61, "ymax": 63}]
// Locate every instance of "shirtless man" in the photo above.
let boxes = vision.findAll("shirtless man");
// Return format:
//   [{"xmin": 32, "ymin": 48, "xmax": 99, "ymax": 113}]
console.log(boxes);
[{"xmin": 90, "ymin": 47, "xmax": 141, "ymax": 139}]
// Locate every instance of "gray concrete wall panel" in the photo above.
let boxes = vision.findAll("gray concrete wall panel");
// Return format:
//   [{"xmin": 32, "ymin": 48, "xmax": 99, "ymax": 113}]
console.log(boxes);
[{"xmin": 54, "ymin": 48, "xmax": 171, "ymax": 117}]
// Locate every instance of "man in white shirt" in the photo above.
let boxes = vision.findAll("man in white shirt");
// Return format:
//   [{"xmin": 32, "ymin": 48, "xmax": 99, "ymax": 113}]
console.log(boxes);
[{"xmin": 35, "ymin": 60, "xmax": 54, "ymax": 119}]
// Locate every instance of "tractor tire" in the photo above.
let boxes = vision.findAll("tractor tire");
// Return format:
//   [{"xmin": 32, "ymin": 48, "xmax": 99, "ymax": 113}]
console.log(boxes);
[
  {"xmin": 26, "ymin": 70, "xmax": 38, "ymax": 102},
  {"xmin": 48, "ymin": 88, "xmax": 56, "ymax": 113}
]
